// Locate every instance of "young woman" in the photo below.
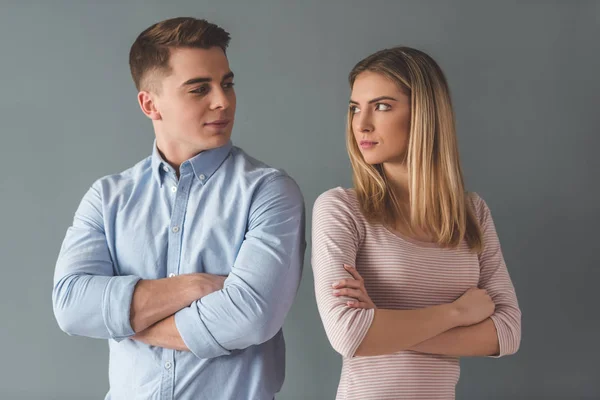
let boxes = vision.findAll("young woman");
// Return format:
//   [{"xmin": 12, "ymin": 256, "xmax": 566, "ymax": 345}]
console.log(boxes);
[{"xmin": 312, "ymin": 47, "xmax": 521, "ymax": 400}]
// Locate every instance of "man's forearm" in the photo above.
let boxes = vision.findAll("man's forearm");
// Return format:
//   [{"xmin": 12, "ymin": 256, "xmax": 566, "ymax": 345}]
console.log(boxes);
[
  {"xmin": 409, "ymin": 318, "xmax": 500, "ymax": 357},
  {"xmin": 133, "ymin": 315, "xmax": 188, "ymax": 351},
  {"xmin": 130, "ymin": 274, "xmax": 210, "ymax": 333}
]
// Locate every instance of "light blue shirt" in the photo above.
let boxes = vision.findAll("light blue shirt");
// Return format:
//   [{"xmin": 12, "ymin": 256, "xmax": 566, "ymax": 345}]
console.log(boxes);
[{"xmin": 52, "ymin": 141, "xmax": 305, "ymax": 400}]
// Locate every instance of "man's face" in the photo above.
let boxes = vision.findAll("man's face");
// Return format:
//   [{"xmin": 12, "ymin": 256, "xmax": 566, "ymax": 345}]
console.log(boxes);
[{"xmin": 149, "ymin": 46, "xmax": 236, "ymax": 154}]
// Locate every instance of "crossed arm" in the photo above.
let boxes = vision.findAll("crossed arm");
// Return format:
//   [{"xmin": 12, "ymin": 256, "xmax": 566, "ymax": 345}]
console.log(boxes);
[
  {"xmin": 333, "ymin": 265, "xmax": 501, "ymax": 357},
  {"xmin": 53, "ymin": 176, "xmax": 305, "ymax": 357},
  {"xmin": 311, "ymin": 191, "xmax": 521, "ymax": 359},
  {"xmin": 127, "ymin": 274, "xmax": 226, "ymax": 351}
]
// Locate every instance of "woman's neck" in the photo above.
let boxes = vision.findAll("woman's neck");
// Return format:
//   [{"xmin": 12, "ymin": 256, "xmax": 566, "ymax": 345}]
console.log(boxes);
[
  {"xmin": 382, "ymin": 161, "xmax": 410, "ymax": 204},
  {"xmin": 382, "ymin": 161, "xmax": 434, "ymax": 241}
]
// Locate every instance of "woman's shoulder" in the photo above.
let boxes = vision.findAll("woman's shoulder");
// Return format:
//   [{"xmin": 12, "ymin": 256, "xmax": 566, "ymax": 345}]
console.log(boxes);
[
  {"xmin": 313, "ymin": 187, "xmax": 364, "ymax": 224},
  {"xmin": 466, "ymin": 191, "xmax": 492, "ymax": 223},
  {"xmin": 314, "ymin": 187, "xmax": 360, "ymax": 210},
  {"xmin": 313, "ymin": 187, "xmax": 364, "ymax": 236}
]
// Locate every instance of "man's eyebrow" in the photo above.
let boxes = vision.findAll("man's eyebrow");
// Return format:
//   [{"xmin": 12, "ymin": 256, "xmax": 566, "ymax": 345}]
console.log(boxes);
[
  {"xmin": 182, "ymin": 77, "xmax": 211, "ymax": 86},
  {"xmin": 181, "ymin": 71, "xmax": 235, "ymax": 87}
]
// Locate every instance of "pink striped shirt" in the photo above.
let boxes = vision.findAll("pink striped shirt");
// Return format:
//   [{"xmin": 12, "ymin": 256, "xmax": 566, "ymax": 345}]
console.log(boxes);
[{"xmin": 311, "ymin": 188, "xmax": 521, "ymax": 400}]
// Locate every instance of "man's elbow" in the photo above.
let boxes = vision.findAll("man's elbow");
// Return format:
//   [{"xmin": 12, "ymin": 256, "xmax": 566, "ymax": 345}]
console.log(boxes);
[
  {"xmin": 53, "ymin": 302, "xmax": 81, "ymax": 336},
  {"xmin": 242, "ymin": 314, "xmax": 284, "ymax": 347},
  {"xmin": 52, "ymin": 281, "xmax": 102, "ymax": 338},
  {"xmin": 52, "ymin": 275, "xmax": 82, "ymax": 335}
]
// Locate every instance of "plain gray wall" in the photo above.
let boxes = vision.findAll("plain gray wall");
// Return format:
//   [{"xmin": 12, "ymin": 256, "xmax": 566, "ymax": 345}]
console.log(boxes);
[{"xmin": 1, "ymin": 0, "xmax": 598, "ymax": 399}]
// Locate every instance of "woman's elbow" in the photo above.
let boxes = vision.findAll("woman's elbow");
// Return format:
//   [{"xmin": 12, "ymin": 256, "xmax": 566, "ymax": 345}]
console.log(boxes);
[
  {"xmin": 328, "ymin": 338, "xmax": 357, "ymax": 358},
  {"xmin": 494, "ymin": 310, "xmax": 522, "ymax": 356},
  {"xmin": 506, "ymin": 322, "xmax": 522, "ymax": 355},
  {"xmin": 324, "ymin": 327, "xmax": 368, "ymax": 358}
]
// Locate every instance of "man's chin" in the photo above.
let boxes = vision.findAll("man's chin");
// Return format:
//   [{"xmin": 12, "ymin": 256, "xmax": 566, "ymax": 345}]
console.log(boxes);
[{"xmin": 197, "ymin": 132, "xmax": 231, "ymax": 150}]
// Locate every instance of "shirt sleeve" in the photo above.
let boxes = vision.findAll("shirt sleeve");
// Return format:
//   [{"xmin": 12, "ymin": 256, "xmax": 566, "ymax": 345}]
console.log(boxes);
[
  {"xmin": 174, "ymin": 174, "xmax": 305, "ymax": 359},
  {"xmin": 52, "ymin": 181, "xmax": 140, "ymax": 341},
  {"xmin": 311, "ymin": 189, "xmax": 375, "ymax": 358},
  {"xmin": 472, "ymin": 193, "xmax": 522, "ymax": 357}
]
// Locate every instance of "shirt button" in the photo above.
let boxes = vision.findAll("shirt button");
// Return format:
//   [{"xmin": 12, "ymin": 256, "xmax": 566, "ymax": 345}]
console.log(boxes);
[
  {"xmin": 168, "ymin": 273, "xmax": 176, "ymax": 278},
  {"xmin": 165, "ymin": 361, "xmax": 172, "ymax": 370},
  {"xmin": 172, "ymin": 226, "xmax": 180, "ymax": 233},
  {"xmin": 199, "ymin": 174, "xmax": 206, "ymax": 180},
  {"xmin": 171, "ymin": 186, "xmax": 177, "ymax": 193},
  {"xmin": 163, "ymin": 166, "xmax": 169, "ymax": 172}
]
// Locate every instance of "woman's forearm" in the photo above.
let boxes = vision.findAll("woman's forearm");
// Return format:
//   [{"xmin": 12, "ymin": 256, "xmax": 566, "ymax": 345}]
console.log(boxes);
[
  {"xmin": 354, "ymin": 304, "xmax": 461, "ymax": 357},
  {"xmin": 410, "ymin": 318, "xmax": 499, "ymax": 357}
]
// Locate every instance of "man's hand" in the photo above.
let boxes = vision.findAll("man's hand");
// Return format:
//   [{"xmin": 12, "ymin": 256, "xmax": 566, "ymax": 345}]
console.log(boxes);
[
  {"xmin": 130, "ymin": 273, "xmax": 228, "ymax": 333},
  {"xmin": 193, "ymin": 273, "xmax": 227, "ymax": 297},
  {"xmin": 130, "ymin": 273, "xmax": 228, "ymax": 349},
  {"xmin": 131, "ymin": 315, "xmax": 188, "ymax": 351}
]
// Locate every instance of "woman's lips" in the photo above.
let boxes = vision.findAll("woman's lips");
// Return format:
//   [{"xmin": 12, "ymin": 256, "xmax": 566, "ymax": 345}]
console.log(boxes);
[{"xmin": 359, "ymin": 140, "xmax": 378, "ymax": 149}]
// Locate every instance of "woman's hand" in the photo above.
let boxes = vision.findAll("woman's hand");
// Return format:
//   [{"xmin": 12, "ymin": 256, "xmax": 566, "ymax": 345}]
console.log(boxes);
[
  {"xmin": 452, "ymin": 287, "xmax": 495, "ymax": 326},
  {"xmin": 332, "ymin": 264, "xmax": 376, "ymax": 309}
]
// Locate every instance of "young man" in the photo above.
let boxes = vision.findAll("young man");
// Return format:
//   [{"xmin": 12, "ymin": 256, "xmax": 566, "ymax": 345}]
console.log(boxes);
[{"xmin": 52, "ymin": 17, "xmax": 305, "ymax": 400}]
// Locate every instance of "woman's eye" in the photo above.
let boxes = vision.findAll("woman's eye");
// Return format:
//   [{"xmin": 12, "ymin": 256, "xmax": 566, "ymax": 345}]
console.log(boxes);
[
  {"xmin": 350, "ymin": 105, "xmax": 361, "ymax": 113},
  {"xmin": 375, "ymin": 103, "xmax": 391, "ymax": 111},
  {"xmin": 223, "ymin": 82, "xmax": 235, "ymax": 89}
]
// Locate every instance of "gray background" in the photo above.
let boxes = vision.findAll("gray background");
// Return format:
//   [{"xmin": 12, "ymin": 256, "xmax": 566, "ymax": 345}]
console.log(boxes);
[{"xmin": 1, "ymin": 0, "xmax": 598, "ymax": 399}]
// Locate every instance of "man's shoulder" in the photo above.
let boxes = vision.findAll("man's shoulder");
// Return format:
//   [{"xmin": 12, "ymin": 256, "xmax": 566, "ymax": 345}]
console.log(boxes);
[
  {"xmin": 90, "ymin": 156, "xmax": 152, "ymax": 194},
  {"xmin": 229, "ymin": 146, "xmax": 294, "ymax": 184},
  {"xmin": 229, "ymin": 146, "xmax": 303, "ymax": 203}
]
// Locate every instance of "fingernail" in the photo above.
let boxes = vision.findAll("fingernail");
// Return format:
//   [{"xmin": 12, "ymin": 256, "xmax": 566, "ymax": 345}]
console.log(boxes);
[
  {"xmin": 332, "ymin": 281, "xmax": 340, "ymax": 288},
  {"xmin": 332, "ymin": 290, "xmax": 340, "ymax": 295},
  {"xmin": 344, "ymin": 265, "xmax": 352, "ymax": 269}
]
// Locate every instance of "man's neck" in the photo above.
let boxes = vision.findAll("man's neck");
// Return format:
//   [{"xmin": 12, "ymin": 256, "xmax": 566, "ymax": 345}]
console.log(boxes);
[{"xmin": 155, "ymin": 137, "xmax": 203, "ymax": 177}]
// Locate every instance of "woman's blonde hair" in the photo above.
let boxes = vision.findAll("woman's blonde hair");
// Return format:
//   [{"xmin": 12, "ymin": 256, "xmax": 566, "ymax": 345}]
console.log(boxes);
[{"xmin": 347, "ymin": 46, "xmax": 482, "ymax": 252}]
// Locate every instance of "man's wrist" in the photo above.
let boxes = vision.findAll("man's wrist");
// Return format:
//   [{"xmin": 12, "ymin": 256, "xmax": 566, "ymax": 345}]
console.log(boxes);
[{"xmin": 177, "ymin": 274, "xmax": 208, "ymax": 303}]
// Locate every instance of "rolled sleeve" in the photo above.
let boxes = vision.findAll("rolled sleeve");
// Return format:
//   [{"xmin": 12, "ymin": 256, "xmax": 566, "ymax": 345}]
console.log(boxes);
[
  {"xmin": 102, "ymin": 275, "xmax": 141, "ymax": 340},
  {"xmin": 175, "ymin": 304, "xmax": 231, "ymax": 359}
]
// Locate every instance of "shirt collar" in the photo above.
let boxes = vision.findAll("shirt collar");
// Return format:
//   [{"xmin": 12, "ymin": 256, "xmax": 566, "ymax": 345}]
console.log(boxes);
[{"xmin": 151, "ymin": 140, "xmax": 233, "ymax": 186}]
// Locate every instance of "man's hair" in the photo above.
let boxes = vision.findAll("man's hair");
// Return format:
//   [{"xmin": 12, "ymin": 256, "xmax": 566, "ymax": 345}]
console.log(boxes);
[{"xmin": 129, "ymin": 17, "xmax": 231, "ymax": 92}]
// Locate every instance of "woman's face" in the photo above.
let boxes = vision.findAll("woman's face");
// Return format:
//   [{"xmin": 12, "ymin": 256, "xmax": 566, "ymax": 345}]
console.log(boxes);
[{"xmin": 350, "ymin": 71, "xmax": 411, "ymax": 165}]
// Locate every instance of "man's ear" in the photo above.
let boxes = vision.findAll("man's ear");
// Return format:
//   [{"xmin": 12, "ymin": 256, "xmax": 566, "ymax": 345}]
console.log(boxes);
[{"xmin": 137, "ymin": 90, "xmax": 161, "ymax": 120}]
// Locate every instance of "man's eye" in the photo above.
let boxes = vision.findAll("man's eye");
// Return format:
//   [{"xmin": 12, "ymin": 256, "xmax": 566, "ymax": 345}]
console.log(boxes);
[{"xmin": 191, "ymin": 86, "xmax": 208, "ymax": 94}]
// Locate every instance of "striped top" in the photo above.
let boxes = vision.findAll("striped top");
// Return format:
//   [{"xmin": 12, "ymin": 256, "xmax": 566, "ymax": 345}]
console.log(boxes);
[{"xmin": 311, "ymin": 188, "xmax": 521, "ymax": 400}]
